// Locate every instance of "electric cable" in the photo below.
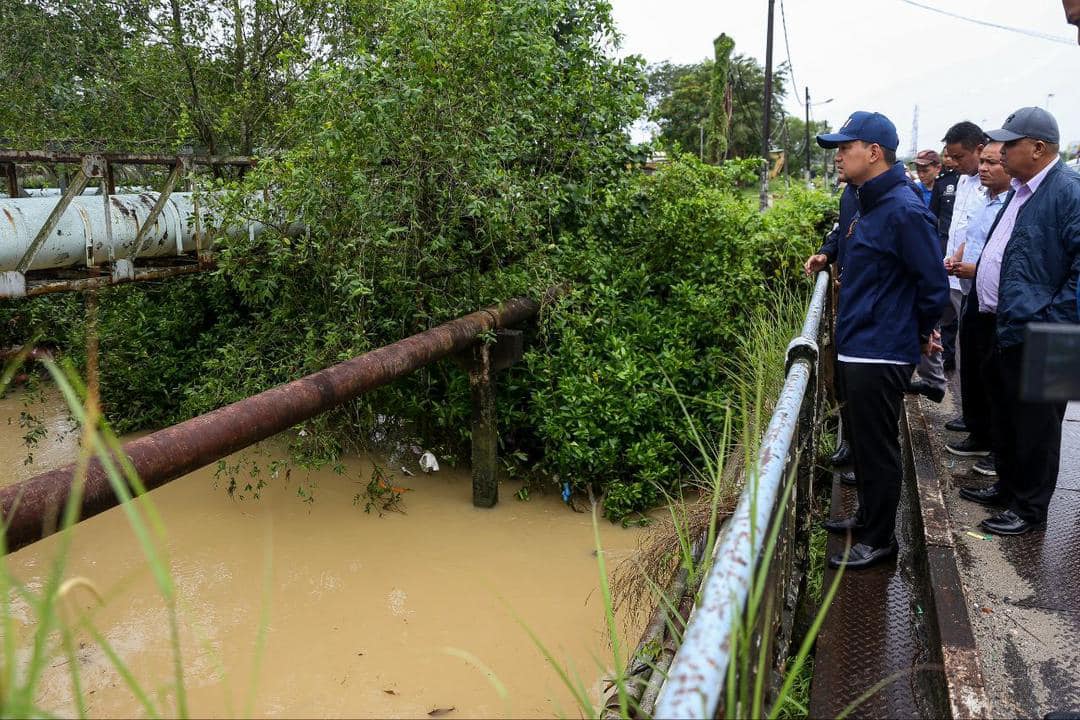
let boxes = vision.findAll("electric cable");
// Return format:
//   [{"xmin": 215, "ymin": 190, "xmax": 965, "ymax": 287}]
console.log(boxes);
[
  {"xmin": 898, "ymin": 0, "xmax": 1075, "ymax": 45},
  {"xmin": 779, "ymin": 0, "xmax": 798, "ymax": 96}
]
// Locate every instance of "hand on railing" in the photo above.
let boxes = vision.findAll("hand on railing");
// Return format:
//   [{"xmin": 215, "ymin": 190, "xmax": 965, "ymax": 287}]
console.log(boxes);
[{"xmin": 804, "ymin": 253, "xmax": 829, "ymax": 276}]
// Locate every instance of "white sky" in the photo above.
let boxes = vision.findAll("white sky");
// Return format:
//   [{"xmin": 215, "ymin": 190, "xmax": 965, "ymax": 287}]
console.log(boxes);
[{"xmin": 609, "ymin": 0, "xmax": 1080, "ymax": 154}]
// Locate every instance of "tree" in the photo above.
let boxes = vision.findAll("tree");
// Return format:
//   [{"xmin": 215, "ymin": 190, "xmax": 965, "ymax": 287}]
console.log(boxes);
[
  {"xmin": 777, "ymin": 116, "xmax": 832, "ymax": 177},
  {"xmin": 0, "ymin": 0, "xmax": 329, "ymax": 154},
  {"xmin": 706, "ymin": 33, "xmax": 734, "ymax": 162},
  {"xmin": 646, "ymin": 49, "xmax": 786, "ymax": 161}
]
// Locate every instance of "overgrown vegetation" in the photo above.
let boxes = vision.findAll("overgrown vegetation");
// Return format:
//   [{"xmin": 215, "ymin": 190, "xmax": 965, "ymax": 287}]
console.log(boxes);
[{"xmin": 1, "ymin": 0, "xmax": 834, "ymax": 522}]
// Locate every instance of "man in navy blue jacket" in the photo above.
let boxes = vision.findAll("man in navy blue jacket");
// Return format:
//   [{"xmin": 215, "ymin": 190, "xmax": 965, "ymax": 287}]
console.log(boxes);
[
  {"xmin": 959, "ymin": 107, "xmax": 1080, "ymax": 535},
  {"xmin": 815, "ymin": 111, "xmax": 950, "ymax": 570}
]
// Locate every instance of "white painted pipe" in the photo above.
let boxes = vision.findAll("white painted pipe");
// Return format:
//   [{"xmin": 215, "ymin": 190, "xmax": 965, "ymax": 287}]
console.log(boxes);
[{"xmin": 0, "ymin": 192, "xmax": 225, "ymax": 272}]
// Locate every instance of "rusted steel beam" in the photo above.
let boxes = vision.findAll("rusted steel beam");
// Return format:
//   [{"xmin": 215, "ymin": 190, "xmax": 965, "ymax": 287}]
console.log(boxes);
[
  {"xmin": 0, "ymin": 289, "xmax": 561, "ymax": 552},
  {"xmin": 23, "ymin": 263, "xmax": 210, "ymax": 297},
  {"xmin": 14, "ymin": 156, "xmax": 104, "ymax": 274},
  {"xmin": 129, "ymin": 161, "xmax": 183, "ymax": 260},
  {"xmin": 0, "ymin": 150, "xmax": 255, "ymax": 167}
]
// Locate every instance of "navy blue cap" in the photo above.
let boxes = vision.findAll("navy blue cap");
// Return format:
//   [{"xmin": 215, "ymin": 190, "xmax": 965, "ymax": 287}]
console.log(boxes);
[{"xmin": 816, "ymin": 111, "xmax": 899, "ymax": 151}]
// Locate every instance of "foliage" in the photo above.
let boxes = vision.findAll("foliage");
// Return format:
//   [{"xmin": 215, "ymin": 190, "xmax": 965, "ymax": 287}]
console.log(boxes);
[
  {"xmin": 355, "ymin": 464, "xmax": 411, "ymax": 516},
  {"xmin": 707, "ymin": 34, "xmax": 736, "ymax": 163},
  {"xmin": 0, "ymin": 0, "xmax": 333, "ymax": 155},
  {"xmin": 0, "ymin": 2, "xmax": 833, "ymax": 524},
  {"xmin": 178, "ymin": 0, "xmax": 645, "ymax": 458},
  {"xmin": 0, "ymin": 275, "xmax": 242, "ymax": 433},
  {"xmin": 647, "ymin": 52, "xmax": 787, "ymax": 160},
  {"xmin": 777, "ymin": 115, "xmax": 834, "ymax": 178},
  {"xmin": 521, "ymin": 157, "xmax": 832, "ymax": 519}
]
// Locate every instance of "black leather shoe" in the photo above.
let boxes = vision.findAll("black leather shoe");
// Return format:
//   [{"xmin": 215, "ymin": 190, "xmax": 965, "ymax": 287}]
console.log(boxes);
[
  {"xmin": 906, "ymin": 379, "xmax": 945, "ymax": 403},
  {"xmin": 973, "ymin": 454, "xmax": 998, "ymax": 477},
  {"xmin": 980, "ymin": 510, "xmax": 1045, "ymax": 536},
  {"xmin": 958, "ymin": 485, "xmax": 1005, "ymax": 506},
  {"xmin": 828, "ymin": 443, "xmax": 852, "ymax": 467},
  {"xmin": 838, "ymin": 470, "xmax": 856, "ymax": 486},
  {"xmin": 945, "ymin": 416, "xmax": 968, "ymax": 432},
  {"xmin": 823, "ymin": 515, "xmax": 863, "ymax": 535},
  {"xmin": 946, "ymin": 436, "xmax": 991, "ymax": 457},
  {"xmin": 828, "ymin": 541, "xmax": 898, "ymax": 570}
]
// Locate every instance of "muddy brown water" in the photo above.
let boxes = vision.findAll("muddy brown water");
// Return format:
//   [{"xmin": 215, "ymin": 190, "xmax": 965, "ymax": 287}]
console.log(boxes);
[{"xmin": 1, "ymin": 386, "xmax": 646, "ymax": 717}]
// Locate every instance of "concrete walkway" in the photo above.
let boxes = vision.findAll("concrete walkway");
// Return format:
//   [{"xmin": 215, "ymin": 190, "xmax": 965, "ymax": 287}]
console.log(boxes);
[{"xmin": 920, "ymin": 379, "xmax": 1080, "ymax": 718}]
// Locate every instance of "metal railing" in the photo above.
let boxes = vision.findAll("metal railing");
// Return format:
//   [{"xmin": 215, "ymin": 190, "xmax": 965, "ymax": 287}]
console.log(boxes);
[{"xmin": 653, "ymin": 269, "xmax": 833, "ymax": 718}]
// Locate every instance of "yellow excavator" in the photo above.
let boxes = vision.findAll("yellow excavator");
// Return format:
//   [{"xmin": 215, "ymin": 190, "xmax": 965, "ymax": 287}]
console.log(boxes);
[{"xmin": 768, "ymin": 149, "xmax": 786, "ymax": 179}]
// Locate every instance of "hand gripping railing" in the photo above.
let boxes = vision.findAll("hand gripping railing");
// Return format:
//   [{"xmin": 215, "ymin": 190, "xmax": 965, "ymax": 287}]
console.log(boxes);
[{"xmin": 653, "ymin": 269, "xmax": 832, "ymax": 719}]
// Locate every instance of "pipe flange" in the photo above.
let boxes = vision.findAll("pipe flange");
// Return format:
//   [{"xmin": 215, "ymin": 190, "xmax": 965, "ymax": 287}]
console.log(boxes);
[{"xmin": 785, "ymin": 336, "xmax": 819, "ymax": 373}]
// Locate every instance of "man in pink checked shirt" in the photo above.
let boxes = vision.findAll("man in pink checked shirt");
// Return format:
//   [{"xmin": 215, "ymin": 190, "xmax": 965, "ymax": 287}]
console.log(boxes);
[{"xmin": 956, "ymin": 107, "xmax": 1080, "ymax": 536}]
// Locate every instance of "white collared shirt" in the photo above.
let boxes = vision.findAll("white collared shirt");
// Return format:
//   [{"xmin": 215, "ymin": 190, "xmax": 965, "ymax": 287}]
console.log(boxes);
[{"xmin": 945, "ymin": 172, "xmax": 987, "ymax": 291}]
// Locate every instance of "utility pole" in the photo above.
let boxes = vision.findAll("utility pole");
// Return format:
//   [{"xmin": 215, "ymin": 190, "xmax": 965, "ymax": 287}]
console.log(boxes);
[
  {"xmin": 760, "ymin": 0, "xmax": 776, "ymax": 210},
  {"xmin": 804, "ymin": 87, "xmax": 812, "ymax": 184}
]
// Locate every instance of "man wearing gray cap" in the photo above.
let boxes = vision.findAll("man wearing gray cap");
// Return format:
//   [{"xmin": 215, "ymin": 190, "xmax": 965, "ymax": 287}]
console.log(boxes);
[{"xmin": 959, "ymin": 107, "xmax": 1080, "ymax": 536}]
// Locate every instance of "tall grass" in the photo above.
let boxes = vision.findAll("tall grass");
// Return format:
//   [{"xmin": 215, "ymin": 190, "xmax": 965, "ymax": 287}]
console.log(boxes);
[
  {"xmin": 0, "ymin": 307, "xmax": 192, "ymax": 716},
  {"xmin": 523, "ymin": 284, "xmax": 845, "ymax": 718}
]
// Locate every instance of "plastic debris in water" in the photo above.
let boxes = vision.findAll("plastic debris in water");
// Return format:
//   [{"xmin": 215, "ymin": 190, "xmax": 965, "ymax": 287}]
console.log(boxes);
[
  {"xmin": 561, "ymin": 482, "xmax": 571, "ymax": 503},
  {"xmin": 419, "ymin": 452, "xmax": 440, "ymax": 473}
]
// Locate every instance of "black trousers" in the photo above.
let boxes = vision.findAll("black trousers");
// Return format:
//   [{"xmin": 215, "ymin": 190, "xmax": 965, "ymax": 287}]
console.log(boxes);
[
  {"xmin": 959, "ymin": 297, "xmax": 994, "ymax": 443},
  {"xmin": 838, "ymin": 361, "xmax": 914, "ymax": 548},
  {"xmin": 982, "ymin": 339, "xmax": 1067, "ymax": 524}
]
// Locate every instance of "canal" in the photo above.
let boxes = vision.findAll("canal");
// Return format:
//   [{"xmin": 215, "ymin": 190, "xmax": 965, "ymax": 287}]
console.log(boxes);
[{"xmin": 1, "ymin": 385, "xmax": 645, "ymax": 717}]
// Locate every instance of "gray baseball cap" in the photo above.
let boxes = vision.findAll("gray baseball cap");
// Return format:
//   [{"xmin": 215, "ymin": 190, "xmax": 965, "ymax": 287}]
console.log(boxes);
[{"xmin": 986, "ymin": 107, "xmax": 1060, "ymax": 144}]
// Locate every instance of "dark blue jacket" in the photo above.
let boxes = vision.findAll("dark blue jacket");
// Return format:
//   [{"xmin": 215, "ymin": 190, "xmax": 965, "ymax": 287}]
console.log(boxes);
[
  {"xmin": 820, "ymin": 167, "xmax": 921, "ymax": 269},
  {"xmin": 972, "ymin": 161, "xmax": 1080, "ymax": 347},
  {"xmin": 836, "ymin": 162, "xmax": 950, "ymax": 364},
  {"xmin": 819, "ymin": 183, "xmax": 858, "ymax": 264}
]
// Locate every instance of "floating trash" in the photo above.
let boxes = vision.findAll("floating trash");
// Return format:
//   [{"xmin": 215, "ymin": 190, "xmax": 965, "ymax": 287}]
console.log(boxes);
[{"xmin": 419, "ymin": 452, "xmax": 440, "ymax": 473}]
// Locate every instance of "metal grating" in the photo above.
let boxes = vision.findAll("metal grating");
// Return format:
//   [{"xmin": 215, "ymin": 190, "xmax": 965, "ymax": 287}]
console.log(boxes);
[{"xmin": 809, "ymin": 478, "xmax": 934, "ymax": 719}]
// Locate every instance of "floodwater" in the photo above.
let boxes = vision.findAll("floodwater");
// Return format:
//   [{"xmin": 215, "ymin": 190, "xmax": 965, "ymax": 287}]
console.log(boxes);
[{"xmin": 0, "ymin": 385, "xmax": 646, "ymax": 718}]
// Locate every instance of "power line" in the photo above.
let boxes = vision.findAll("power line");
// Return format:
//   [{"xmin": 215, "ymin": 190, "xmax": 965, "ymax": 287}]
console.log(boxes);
[
  {"xmin": 779, "ymin": 0, "xmax": 798, "ymax": 96},
  {"xmin": 898, "ymin": 0, "xmax": 1075, "ymax": 45}
]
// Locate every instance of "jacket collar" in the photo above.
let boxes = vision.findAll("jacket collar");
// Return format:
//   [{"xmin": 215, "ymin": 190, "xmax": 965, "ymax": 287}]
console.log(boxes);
[{"xmin": 856, "ymin": 162, "xmax": 908, "ymax": 214}]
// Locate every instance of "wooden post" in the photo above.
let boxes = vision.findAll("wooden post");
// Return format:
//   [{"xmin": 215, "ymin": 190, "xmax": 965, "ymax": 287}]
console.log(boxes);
[
  {"xmin": 468, "ymin": 343, "xmax": 498, "ymax": 507},
  {"xmin": 455, "ymin": 329, "xmax": 523, "ymax": 508}
]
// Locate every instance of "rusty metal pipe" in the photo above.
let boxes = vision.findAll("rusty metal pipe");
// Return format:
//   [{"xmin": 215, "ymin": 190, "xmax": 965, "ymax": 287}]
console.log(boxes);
[
  {"xmin": 1, "ymin": 289, "xmax": 561, "ymax": 553},
  {"xmin": 23, "ymin": 263, "xmax": 210, "ymax": 297}
]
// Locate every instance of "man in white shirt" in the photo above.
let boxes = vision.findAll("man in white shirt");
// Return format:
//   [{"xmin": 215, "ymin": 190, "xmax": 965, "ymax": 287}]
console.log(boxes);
[
  {"xmin": 909, "ymin": 122, "xmax": 985, "ymax": 401},
  {"xmin": 943, "ymin": 142, "xmax": 1011, "ymax": 473},
  {"xmin": 940, "ymin": 122, "xmax": 987, "ymax": 367}
]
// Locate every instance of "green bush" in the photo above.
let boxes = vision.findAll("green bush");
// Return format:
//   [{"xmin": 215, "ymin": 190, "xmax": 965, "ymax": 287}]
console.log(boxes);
[
  {"xmin": 0, "ymin": 1, "xmax": 835, "ymax": 522},
  {"xmin": 519, "ymin": 158, "xmax": 832, "ymax": 518}
]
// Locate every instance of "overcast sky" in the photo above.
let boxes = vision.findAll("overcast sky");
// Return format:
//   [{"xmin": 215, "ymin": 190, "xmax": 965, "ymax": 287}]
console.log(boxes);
[{"xmin": 609, "ymin": 0, "xmax": 1080, "ymax": 154}]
